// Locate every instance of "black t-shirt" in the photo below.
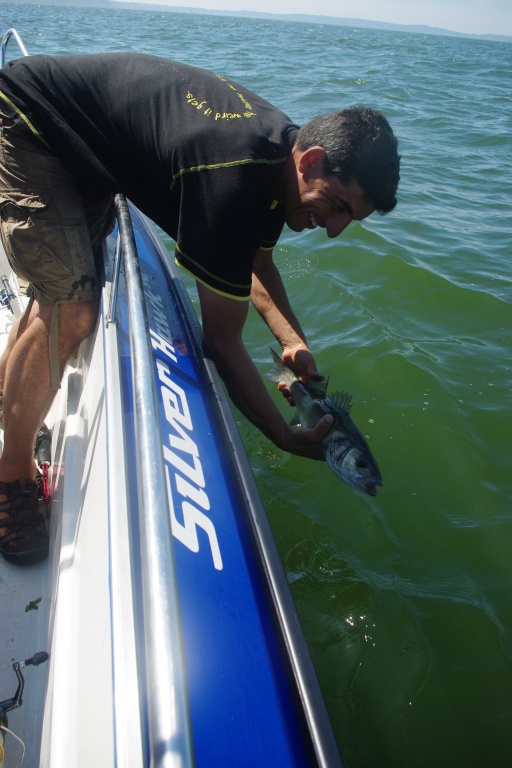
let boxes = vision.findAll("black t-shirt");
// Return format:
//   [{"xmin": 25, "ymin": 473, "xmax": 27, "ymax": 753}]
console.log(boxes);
[{"xmin": 0, "ymin": 53, "xmax": 298, "ymax": 298}]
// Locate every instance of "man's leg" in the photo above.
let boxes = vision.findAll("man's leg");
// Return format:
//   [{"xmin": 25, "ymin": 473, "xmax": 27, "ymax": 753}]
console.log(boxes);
[
  {"xmin": 0, "ymin": 298, "xmax": 98, "ymax": 481},
  {"xmin": 0, "ymin": 299, "xmax": 98, "ymax": 562},
  {"xmin": 0, "ymin": 285, "xmax": 33, "ymax": 417},
  {"xmin": 0, "ymin": 105, "xmax": 109, "ymax": 564},
  {"xmin": 0, "ymin": 312, "xmax": 24, "ymax": 426}
]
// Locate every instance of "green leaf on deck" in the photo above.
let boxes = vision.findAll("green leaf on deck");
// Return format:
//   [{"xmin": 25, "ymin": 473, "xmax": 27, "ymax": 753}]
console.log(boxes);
[{"xmin": 25, "ymin": 596, "xmax": 43, "ymax": 612}]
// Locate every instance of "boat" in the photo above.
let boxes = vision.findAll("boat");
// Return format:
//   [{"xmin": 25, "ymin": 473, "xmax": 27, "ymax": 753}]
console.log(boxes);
[{"xmin": 0, "ymin": 28, "xmax": 343, "ymax": 767}]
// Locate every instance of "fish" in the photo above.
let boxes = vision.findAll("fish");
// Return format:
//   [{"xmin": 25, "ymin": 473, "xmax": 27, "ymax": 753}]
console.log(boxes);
[{"xmin": 265, "ymin": 348, "xmax": 383, "ymax": 496}]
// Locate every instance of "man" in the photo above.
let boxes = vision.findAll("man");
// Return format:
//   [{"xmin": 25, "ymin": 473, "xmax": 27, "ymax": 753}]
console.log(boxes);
[{"xmin": 0, "ymin": 53, "xmax": 400, "ymax": 564}]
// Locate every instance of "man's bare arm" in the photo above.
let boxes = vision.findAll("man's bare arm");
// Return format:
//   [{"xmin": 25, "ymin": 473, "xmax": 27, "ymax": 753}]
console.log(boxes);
[{"xmin": 197, "ymin": 282, "xmax": 331, "ymax": 458}]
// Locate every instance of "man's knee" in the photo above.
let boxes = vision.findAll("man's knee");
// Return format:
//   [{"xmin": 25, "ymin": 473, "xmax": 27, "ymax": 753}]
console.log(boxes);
[{"xmin": 60, "ymin": 300, "xmax": 99, "ymax": 344}]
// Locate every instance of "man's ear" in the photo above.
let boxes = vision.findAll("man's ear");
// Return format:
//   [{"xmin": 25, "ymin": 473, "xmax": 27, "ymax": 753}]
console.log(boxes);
[{"xmin": 297, "ymin": 146, "xmax": 327, "ymax": 179}]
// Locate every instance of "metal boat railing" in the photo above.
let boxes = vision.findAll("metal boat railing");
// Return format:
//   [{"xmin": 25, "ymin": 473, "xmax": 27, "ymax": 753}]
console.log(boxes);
[
  {"xmin": 0, "ymin": 28, "xmax": 28, "ymax": 67},
  {"xmin": 113, "ymin": 195, "xmax": 195, "ymax": 768}
]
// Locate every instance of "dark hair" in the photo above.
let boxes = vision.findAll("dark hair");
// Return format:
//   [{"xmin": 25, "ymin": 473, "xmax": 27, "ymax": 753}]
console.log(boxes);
[{"xmin": 295, "ymin": 106, "xmax": 400, "ymax": 214}]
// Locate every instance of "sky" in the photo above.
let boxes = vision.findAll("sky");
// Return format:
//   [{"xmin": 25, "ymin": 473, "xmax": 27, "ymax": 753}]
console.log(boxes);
[{"xmin": 116, "ymin": 0, "xmax": 512, "ymax": 36}]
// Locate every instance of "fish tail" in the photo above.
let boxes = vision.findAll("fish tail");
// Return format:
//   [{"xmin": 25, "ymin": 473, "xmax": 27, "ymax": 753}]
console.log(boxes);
[{"xmin": 264, "ymin": 347, "xmax": 297, "ymax": 385}]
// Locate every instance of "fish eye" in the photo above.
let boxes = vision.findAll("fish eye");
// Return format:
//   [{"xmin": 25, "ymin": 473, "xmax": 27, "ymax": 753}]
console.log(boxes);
[{"xmin": 356, "ymin": 458, "xmax": 369, "ymax": 470}]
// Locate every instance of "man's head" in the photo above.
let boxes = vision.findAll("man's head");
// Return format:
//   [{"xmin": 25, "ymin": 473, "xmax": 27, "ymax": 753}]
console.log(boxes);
[{"xmin": 296, "ymin": 106, "xmax": 400, "ymax": 215}]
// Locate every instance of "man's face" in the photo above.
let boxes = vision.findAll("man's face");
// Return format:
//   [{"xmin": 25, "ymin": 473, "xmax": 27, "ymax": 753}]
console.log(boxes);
[{"xmin": 283, "ymin": 146, "xmax": 375, "ymax": 237}]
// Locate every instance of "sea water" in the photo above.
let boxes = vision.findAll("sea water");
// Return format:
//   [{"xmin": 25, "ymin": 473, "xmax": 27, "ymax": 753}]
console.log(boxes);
[{"xmin": 1, "ymin": 4, "xmax": 511, "ymax": 766}]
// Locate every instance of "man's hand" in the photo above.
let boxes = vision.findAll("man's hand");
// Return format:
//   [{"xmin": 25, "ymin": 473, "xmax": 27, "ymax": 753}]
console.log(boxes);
[
  {"xmin": 279, "ymin": 343, "xmax": 325, "ymax": 406},
  {"xmin": 282, "ymin": 413, "xmax": 334, "ymax": 460}
]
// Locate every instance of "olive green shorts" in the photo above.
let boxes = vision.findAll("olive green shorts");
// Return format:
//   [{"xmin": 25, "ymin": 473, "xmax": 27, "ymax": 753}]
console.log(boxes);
[{"xmin": 0, "ymin": 104, "xmax": 115, "ymax": 305}]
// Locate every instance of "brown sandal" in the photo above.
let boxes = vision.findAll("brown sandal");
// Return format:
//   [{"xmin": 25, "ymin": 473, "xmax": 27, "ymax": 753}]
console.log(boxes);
[{"xmin": 0, "ymin": 478, "xmax": 48, "ymax": 565}]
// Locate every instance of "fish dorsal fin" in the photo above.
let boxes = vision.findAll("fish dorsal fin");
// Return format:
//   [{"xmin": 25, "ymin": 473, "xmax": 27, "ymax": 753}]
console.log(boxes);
[{"xmin": 328, "ymin": 391, "xmax": 353, "ymax": 415}]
